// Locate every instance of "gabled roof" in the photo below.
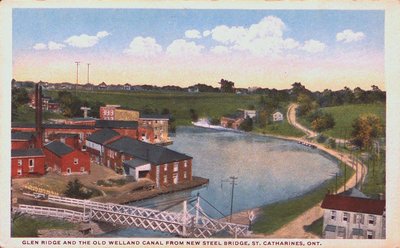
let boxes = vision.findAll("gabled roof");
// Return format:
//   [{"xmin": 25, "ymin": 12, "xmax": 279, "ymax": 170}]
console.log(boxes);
[
  {"xmin": 44, "ymin": 141, "xmax": 74, "ymax": 156},
  {"xmin": 12, "ymin": 148, "xmax": 44, "ymax": 158},
  {"xmin": 123, "ymin": 158, "xmax": 150, "ymax": 168},
  {"xmin": 95, "ymin": 120, "xmax": 138, "ymax": 129},
  {"xmin": 106, "ymin": 136, "xmax": 192, "ymax": 164},
  {"xmin": 87, "ymin": 128, "xmax": 120, "ymax": 145},
  {"xmin": 321, "ymin": 194, "xmax": 385, "ymax": 215},
  {"xmin": 11, "ymin": 132, "xmax": 35, "ymax": 141},
  {"xmin": 140, "ymin": 114, "xmax": 170, "ymax": 120}
]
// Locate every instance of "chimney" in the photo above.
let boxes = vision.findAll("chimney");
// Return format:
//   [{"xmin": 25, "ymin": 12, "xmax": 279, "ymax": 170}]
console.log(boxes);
[{"xmin": 35, "ymin": 83, "xmax": 43, "ymax": 148}]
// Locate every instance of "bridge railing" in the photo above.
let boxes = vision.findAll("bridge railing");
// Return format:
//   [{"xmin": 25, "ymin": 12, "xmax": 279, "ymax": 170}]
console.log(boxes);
[{"xmin": 15, "ymin": 204, "xmax": 90, "ymax": 222}]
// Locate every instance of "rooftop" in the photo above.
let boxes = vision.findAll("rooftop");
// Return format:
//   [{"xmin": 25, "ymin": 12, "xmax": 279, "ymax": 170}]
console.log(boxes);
[
  {"xmin": 87, "ymin": 128, "xmax": 120, "ymax": 145},
  {"xmin": 95, "ymin": 120, "xmax": 138, "ymax": 129},
  {"xmin": 321, "ymin": 194, "xmax": 385, "ymax": 215},
  {"xmin": 12, "ymin": 148, "xmax": 44, "ymax": 158},
  {"xmin": 123, "ymin": 158, "xmax": 150, "ymax": 168},
  {"xmin": 106, "ymin": 136, "xmax": 192, "ymax": 164},
  {"xmin": 11, "ymin": 132, "xmax": 35, "ymax": 141},
  {"xmin": 44, "ymin": 141, "xmax": 74, "ymax": 156}
]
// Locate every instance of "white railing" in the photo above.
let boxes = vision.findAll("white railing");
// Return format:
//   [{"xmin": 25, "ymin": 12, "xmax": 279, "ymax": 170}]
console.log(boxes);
[{"xmin": 16, "ymin": 204, "xmax": 90, "ymax": 222}]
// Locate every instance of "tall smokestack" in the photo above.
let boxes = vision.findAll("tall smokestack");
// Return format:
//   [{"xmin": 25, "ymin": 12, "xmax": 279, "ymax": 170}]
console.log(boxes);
[{"xmin": 35, "ymin": 83, "xmax": 43, "ymax": 148}]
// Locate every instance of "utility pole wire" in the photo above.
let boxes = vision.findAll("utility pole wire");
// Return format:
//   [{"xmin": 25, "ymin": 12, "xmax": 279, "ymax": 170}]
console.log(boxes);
[{"xmin": 221, "ymin": 176, "xmax": 238, "ymax": 222}]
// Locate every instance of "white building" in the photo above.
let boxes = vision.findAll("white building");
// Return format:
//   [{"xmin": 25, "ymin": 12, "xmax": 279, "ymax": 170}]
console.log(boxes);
[
  {"xmin": 272, "ymin": 111, "xmax": 284, "ymax": 122},
  {"xmin": 321, "ymin": 192, "xmax": 385, "ymax": 239},
  {"xmin": 238, "ymin": 109, "xmax": 257, "ymax": 119}
]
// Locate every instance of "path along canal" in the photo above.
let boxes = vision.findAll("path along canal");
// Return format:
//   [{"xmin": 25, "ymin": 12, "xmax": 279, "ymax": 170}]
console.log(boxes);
[{"xmin": 104, "ymin": 126, "xmax": 340, "ymax": 237}]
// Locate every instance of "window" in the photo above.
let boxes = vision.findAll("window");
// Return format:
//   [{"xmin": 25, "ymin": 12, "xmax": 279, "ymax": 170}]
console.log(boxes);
[
  {"xmin": 343, "ymin": 212, "xmax": 349, "ymax": 222},
  {"xmin": 184, "ymin": 161, "xmax": 188, "ymax": 168},
  {"xmin": 67, "ymin": 168, "xmax": 71, "ymax": 174},
  {"xmin": 164, "ymin": 164, "xmax": 168, "ymax": 171},
  {"xmin": 80, "ymin": 167, "xmax": 85, "ymax": 172},
  {"xmin": 368, "ymin": 215, "xmax": 376, "ymax": 225},
  {"xmin": 163, "ymin": 175, "xmax": 167, "ymax": 183},
  {"xmin": 173, "ymin": 162, "xmax": 179, "ymax": 172},
  {"xmin": 29, "ymin": 167, "xmax": 34, "ymax": 173},
  {"xmin": 17, "ymin": 160, "xmax": 22, "ymax": 166},
  {"xmin": 74, "ymin": 158, "xmax": 79, "ymax": 165},
  {"xmin": 367, "ymin": 230, "xmax": 374, "ymax": 239},
  {"xmin": 184, "ymin": 171, "xmax": 187, "ymax": 179},
  {"xmin": 17, "ymin": 169, "xmax": 22, "ymax": 175},
  {"xmin": 331, "ymin": 211, "xmax": 337, "ymax": 220},
  {"xmin": 29, "ymin": 159, "xmax": 34, "ymax": 167}
]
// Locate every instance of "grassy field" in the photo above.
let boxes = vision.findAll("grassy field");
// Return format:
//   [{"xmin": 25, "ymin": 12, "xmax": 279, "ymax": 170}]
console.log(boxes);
[
  {"xmin": 47, "ymin": 90, "xmax": 263, "ymax": 126},
  {"xmin": 252, "ymin": 162, "xmax": 354, "ymax": 234},
  {"xmin": 299, "ymin": 103, "xmax": 385, "ymax": 139},
  {"xmin": 13, "ymin": 105, "xmax": 65, "ymax": 123},
  {"xmin": 362, "ymin": 151, "xmax": 386, "ymax": 198},
  {"xmin": 12, "ymin": 215, "xmax": 76, "ymax": 237},
  {"xmin": 254, "ymin": 119, "xmax": 304, "ymax": 138}
]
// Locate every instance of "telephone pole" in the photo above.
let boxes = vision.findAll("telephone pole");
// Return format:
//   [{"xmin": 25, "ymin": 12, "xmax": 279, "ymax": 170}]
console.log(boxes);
[
  {"xmin": 87, "ymin": 63, "xmax": 90, "ymax": 84},
  {"xmin": 75, "ymin": 61, "xmax": 80, "ymax": 93},
  {"xmin": 222, "ymin": 176, "xmax": 238, "ymax": 222}
]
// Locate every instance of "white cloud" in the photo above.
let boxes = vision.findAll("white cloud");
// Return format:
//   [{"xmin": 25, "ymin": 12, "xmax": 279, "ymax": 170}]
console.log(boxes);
[
  {"xmin": 283, "ymin": 38, "xmax": 300, "ymax": 50},
  {"xmin": 33, "ymin": 43, "xmax": 47, "ymax": 50},
  {"xmin": 206, "ymin": 16, "xmax": 301, "ymax": 56},
  {"xmin": 185, "ymin": 29, "xmax": 201, "ymax": 39},
  {"xmin": 301, "ymin": 39, "xmax": 326, "ymax": 53},
  {"xmin": 124, "ymin": 36, "xmax": 162, "ymax": 58},
  {"xmin": 96, "ymin": 31, "xmax": 110, "ymax": 38},
  {"xmin": 64, "ymin": 31, "xmax": 110, "ymax": 48},
  {"xmin": 48, "ymin": 41, "xmax": 65, "ymax": 50},
  {"xmin": 336, "ymin": 29, "xmax": 365, "ymax": 43},
  {"xmin": 211, "ymin": 46, "xmax": 230, "ymax": 55},
  {"xmin": 203, "ymin": 30, "xmax": 211, "ymax": 37},
  {"xmin": 166, "ymin": 39, "xmax": 204, "ymax": 57}
]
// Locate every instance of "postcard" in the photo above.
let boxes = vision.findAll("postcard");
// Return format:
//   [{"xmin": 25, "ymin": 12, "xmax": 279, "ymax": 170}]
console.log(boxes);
[{"xmin": 1, "ymin": 0, "xmax": 400, "ymax": 247}]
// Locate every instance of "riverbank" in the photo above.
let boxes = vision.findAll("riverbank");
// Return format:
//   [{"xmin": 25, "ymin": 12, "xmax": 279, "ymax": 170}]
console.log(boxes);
[{"xmin": 93, "ymin": 176, "xmax": 209, "ymax": 205}]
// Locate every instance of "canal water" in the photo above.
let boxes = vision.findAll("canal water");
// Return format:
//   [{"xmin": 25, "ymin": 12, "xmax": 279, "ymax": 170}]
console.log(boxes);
[{"xmin": 104, "ymin": 126, "xmax": 339, "ymax": 237}]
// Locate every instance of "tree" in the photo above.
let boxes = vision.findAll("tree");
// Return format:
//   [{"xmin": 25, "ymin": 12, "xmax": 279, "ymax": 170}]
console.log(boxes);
[
  {"xmin": 297, "ymin": 93, "xmax": 318, "ymax": 116},
  {"xmin": 64, "ymin": 179, "xmax": 93, "ymax": 199},
  {"xmin": 256, "ymin": 109, "xmax": 269, "ymax": 128},
  {"xmin": 12, "ymin": 87, "xmax": 30, "ymax": 120},
  {"xmin": 309, "ymin": 111, "xmax": 335, "ymax": 132},
  {"xmin": 189, "ymin": 109, "xmax": 199, "ymax": 122},
  {"xmin": 57, "ymin": 91, "xmax": 83, "ymax": 117},
  {"xmin": 351, "ymin": 114, "xmax": 384, "ymax": 149},
  {"xmin": 240, "ymin": 116, "xmax": 253, "ymax": 132},
  {"xmin": 218, "ymin": 79, "xmax": 235, "ymax": 93}
]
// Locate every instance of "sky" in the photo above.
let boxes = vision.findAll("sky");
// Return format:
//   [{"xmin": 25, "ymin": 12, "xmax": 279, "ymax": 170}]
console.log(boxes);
[{"xmin": 12, "ymin": 9, "xmax": 384, "ymax": 91}]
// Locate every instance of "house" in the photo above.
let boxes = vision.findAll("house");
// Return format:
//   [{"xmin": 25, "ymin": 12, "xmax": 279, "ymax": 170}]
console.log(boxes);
[
  {"xmin": 220, "ymin": 112, "xmax": 244, "ymax": 129},
  {"xmin": 272, "ymin": 111, "xmax": 284, "ymax": 122},
  {"xmin": 98, "ymin": 82, "xmax": 108, "ymax": 90},
  {"xmin": 124, "ymin": 83, "xmax": 131, "ymax": 91},
  {"xmin": 238, "ymin": 109, "xmax": 257, "ymax": 119},
  {"xmin": 139, "ymin": 114, "xmax": 170, "ymax": 144},
  {"xmin": 104, "ymin": 136, "xmax": 192, "ymax": 187},
  {"xmin": 321, "ymin": 192, "xmax": 385, "ymax": 239},
  {"xmin": 44, "ymin": 141, "xmax": 90, "ymax": 175},
  {"xmin": 11, "ymin": 148, "xmax": 45, "ymax": 178},
  {"xmin": 47, "ymin": 133, "xmax": 81, "ymax": 150},
  {"xmin": 83, "ymin": 83, "xmax": 94, "ymax": 91},
  {"xmin": 188, "ymin": 86, "xmax": 199, "ymax": 93},
  {"xmin": 11, "ymin": 132, "xmax": 36, "ymax": 149},
  {"xmin": 85, "ymin": 128, "xmax": 121, "ymax": 163}
]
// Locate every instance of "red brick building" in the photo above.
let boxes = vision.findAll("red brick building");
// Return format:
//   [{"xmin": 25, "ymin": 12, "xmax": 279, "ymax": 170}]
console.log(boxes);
[
  {"xmin": 11, "ymin": 132, "xmax": 36, "ymax": 150},
  {"xmin": 11, "ymin": 148, "xmax": 45, "ymax": 178},
  {"xmin": 85, "ymin": 128, "xmax": 121, "ymax": 163},
  {"xmin": 104, "ymin": 136, "xmax": 192, "ymax": 187},
  {"xmin": 139, "ymin": 114, "xmax": 170, "ymax": 144},
  {"xmin": 44, "ymin": 141, "xmax": 90, "ymax": 175}
]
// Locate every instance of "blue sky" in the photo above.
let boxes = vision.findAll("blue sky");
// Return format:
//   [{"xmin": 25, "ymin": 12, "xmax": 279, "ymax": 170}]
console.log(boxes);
[{"xmin": 12, "ymin": 9, "xmax": 384, "ymax": 90}]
